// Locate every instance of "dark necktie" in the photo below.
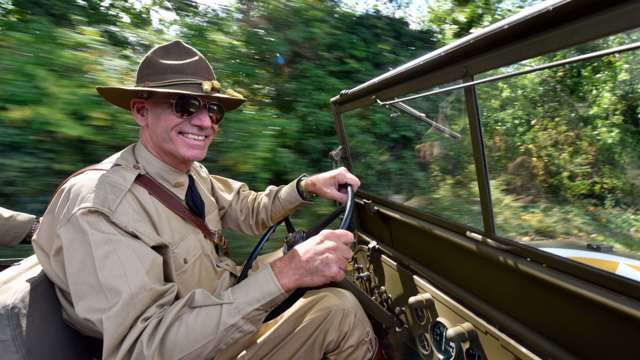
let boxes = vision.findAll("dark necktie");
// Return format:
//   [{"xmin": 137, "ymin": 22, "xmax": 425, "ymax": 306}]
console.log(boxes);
[{"xmin": 186, "ymin": 174, "xmax": 205, "ymax": 220}]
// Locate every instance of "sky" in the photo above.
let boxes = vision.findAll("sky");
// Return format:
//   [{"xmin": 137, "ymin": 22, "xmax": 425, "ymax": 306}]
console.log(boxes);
[{"xmin": 168, "ymin": 0, "xmax": 431, "ymax": 29}]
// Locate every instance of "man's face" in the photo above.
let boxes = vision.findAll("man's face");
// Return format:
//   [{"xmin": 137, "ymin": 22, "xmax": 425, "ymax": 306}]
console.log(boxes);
[{"xmin": 137, "ymin": 94, "xmax": 218, "ymax": 172}]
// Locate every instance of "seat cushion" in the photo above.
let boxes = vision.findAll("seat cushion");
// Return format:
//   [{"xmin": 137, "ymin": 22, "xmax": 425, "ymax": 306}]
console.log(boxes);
[{"xmin": 0, "ymin": 256, "xmax": 101, "ymax": 359}]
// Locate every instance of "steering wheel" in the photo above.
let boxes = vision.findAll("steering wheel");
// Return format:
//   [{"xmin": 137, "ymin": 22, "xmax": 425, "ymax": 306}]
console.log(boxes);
[{"xmin": 237, "ymin": 184, "xmax": 355, "ymax": 321}]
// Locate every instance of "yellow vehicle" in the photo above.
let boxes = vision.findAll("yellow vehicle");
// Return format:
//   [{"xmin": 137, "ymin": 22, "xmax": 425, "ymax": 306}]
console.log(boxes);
[{"xmin": 1, "ymin": 0, "xmax": 639, "ymax": 359}]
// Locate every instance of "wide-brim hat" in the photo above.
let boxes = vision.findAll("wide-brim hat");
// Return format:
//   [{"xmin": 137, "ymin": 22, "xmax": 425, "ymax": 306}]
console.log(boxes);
[{"xmin": 97, "ymin": 40, "xmax": 246, "ymax": 112}]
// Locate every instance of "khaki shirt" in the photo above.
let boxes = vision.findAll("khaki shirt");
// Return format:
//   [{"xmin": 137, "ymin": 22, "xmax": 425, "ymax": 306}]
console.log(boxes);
[
  {"xmin": 33, "ymin": 142, "xmax": 308, "ymax": 359},
  {"xmin": 0, "ymin": 207, "xmax": 36, "ymax": 246}
]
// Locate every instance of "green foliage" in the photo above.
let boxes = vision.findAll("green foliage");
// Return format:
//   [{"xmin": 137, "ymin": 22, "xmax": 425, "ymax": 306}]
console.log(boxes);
[
  {"xmin": 2, "ymin": 0, "xmax": 640, "ymax": 263},
  {"xmin": 0, "ymin": 0, "xmax": 433, "ymax": 233},
  {"xmin": 479, "ymin": 32, "xmax": 640, "ymax": 205},
  {"xmin": 0, "ymin": 14, "xmax": 145, "ymax": 213},
  {"xmin": 491, "ymin": 178, "xmax": 640, "ymax": 253},
  {"xmin": 423, "ymin": 0, "xmax": 538, "ymax": 44},
  {"xmin": 169, "ymin": 0, "xmax": 434, "ymax": 190}
]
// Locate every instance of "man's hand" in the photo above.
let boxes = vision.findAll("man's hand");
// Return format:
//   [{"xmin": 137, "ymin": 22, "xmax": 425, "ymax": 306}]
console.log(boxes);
[
  {"xmin": 302, "ymin": 167, "xmax": 360, "ymax": 204},
  {"xmin": 271, "ymin": 230, "xmax": 354, "ymax": 293}
]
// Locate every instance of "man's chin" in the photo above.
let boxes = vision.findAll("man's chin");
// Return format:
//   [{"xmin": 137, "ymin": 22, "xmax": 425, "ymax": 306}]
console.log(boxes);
[
  {"xmin": 179, "ymin": 142, "xmax": 211, "ymax": 158},
  {"xmin": 185, "ymin": 150, "xmax": 209, "ymax": 162}
]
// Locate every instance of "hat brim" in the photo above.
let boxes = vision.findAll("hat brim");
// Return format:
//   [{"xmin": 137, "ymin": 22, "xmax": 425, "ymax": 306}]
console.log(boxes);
[{"xmin": 96, "ymin": 86, "xmax": 246, "ymax": 112}]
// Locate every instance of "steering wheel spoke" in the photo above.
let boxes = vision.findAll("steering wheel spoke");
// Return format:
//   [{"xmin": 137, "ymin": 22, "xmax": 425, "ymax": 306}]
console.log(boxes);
[{"xmin": 284, "ymin": 217, "xmax": 296, "ymax": 233}]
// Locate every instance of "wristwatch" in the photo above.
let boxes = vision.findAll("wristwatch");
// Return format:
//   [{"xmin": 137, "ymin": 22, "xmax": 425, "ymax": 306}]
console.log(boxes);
[
  {"xmin": 296, "ymin": 175, "xmax": 316, "ymax": 201},
  {"xmin": 22, "ymin": 216, "xmax": 40, "ymax": 244}
]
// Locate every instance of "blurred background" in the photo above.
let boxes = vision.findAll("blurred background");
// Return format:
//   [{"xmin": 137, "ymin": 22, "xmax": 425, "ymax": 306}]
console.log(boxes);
[{"xmin": 0, "ymin": 0, "xmax": 541, "ymax": 260}]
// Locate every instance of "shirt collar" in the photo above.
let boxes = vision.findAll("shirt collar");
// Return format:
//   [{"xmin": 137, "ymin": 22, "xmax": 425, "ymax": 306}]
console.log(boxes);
[{"xmin": 134, "ymin": 141, "xmax": 190, "ymax": 200}]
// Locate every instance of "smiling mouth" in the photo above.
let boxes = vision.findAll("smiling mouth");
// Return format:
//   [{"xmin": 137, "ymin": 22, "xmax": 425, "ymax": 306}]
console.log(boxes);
[{"xmin": 180, "ymin": 132, "xmax": 209, "ymax": 142}]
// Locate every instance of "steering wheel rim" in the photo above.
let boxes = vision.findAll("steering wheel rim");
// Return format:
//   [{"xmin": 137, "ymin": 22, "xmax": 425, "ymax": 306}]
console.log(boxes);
[{"xmin": 237, "ymin": 184, "xmax": 355, "ymax": 284}]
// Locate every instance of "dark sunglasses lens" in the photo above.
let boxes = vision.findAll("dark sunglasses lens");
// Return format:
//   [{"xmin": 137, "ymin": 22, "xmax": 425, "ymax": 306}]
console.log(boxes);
[
  {"xmin": 207, "ymin": 103, "xmax": 225, "ymax": 124},
  {"xmin": 174, "ymin": 95, "xmax": 202, "ymax": 117}
]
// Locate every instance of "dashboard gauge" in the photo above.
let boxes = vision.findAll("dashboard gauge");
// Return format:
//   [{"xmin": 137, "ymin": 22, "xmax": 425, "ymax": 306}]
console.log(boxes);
[
  {"xmin": 430, "ymin": 320, "xmax": 456, "ymax": 359},
  {"xmin": 431, "ymin": 320, "xmax": 447, "ymax": 353},
  {"xmin": 408, "ymin": 293, "xmax": 435, "ymax": 326},
  {"xmin": 416, "ymin": 332, "xmax": 432, "ymax": 356},
  {"xmin": 415, "ymin": 306, "xmax": 428, "ymax": 325},
  {"xmin": 445, "ymin": 339, "xmax": 457, "ymax": 359}
]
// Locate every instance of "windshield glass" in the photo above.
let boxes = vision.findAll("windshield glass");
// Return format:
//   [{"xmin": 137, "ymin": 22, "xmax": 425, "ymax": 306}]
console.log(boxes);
[
  {"xmin": 476, "ymin": 27, "xmax": 640, "ymax": 282},
  {"xmin": 342, "ymin": 85, "xmax": 484, "ymax": 230},
  {"xmin": 340, "ymin": 26, "xmax": 640, "ymax": 284}
]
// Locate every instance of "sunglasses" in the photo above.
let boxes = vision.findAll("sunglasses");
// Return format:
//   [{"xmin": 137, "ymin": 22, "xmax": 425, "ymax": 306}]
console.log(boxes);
[{"xmin": 170, "ymin": 94, "xmax": 225, "ymax": 125}]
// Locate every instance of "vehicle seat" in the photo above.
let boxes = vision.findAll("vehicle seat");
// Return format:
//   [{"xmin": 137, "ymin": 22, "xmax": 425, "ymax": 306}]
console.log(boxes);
[{"xmin": 0, "ymin": 255, "xmax": 101, "ymax": 360}]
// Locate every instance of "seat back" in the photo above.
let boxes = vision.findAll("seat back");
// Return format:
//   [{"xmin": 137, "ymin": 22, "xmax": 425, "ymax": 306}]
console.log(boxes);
[{"xmin": 0, "ymin": 256, "xmax": 101, "ymax": 360}]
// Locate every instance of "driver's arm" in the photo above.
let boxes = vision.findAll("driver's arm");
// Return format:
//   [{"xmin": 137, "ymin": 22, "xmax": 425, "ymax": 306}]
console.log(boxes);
[
  {"xmin": 54, "ymin": 209, "xmax": 289, "ymax": 359},
  {"xmin": 206, "ymin": 167, "xmax": 360, "ymax": 236},
  {"xmin": 208, "ymin": 174, "xmax": 310, "ymax": 235}
]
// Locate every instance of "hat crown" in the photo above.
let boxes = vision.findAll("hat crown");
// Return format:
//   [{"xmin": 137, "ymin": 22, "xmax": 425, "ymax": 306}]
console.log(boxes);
[{"xmin": 136, "ymin": 40, "xmax": 216, "ymax": 86}]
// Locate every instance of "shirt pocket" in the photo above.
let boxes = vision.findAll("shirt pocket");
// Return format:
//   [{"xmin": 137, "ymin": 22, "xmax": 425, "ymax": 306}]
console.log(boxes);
[{"xmin": 170, "ymin": 232, "xmax": 217, "ymax": 297}]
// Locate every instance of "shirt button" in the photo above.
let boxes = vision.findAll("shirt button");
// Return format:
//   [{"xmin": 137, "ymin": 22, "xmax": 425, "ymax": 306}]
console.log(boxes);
[{"xmin": 174, "ymin": 181, "xmax": 185, "ymax": 188}]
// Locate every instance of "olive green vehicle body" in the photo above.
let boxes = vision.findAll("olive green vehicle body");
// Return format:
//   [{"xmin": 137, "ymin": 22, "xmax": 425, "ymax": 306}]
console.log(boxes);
[{"xmin": 332, "ymin": 0, "xmax": 640, "ymax": 358}]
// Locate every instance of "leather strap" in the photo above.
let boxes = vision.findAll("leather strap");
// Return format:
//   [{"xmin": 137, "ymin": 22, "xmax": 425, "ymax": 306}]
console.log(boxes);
[
  {"xmin": 54, "ymin": 164, "xmax": 229, "ymax": 256},
  {"xmin": 134, "ymin": 174, "xmax": 229, "ymax": 255}
]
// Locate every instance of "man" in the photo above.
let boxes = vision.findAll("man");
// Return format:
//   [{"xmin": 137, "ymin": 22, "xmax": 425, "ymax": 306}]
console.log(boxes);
[{"xmin": 33, "ymin": 40, "xmax": 377, "ymax": 359}]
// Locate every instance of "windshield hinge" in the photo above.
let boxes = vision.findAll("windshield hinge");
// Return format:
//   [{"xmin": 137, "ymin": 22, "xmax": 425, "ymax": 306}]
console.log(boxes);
[{"xmin": 329, "ymin": 146, "xmax": 345, "ymax": 168}]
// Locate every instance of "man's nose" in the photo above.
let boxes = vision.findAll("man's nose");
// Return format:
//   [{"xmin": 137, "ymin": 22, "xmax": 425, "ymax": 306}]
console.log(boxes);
[{"xmin": 190, "ymin": 109, "xmax": 215, "ymax": 129}]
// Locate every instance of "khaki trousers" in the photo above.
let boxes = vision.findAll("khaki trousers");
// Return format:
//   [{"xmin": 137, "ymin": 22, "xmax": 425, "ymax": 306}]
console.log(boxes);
[{"xmin": 216, "ymin": 287, "xmax": 377, "ymax": 360}]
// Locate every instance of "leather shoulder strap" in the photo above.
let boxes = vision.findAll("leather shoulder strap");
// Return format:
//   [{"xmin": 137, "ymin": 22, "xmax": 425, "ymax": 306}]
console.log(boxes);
[
  {"xmin": 53, "ymin": 164, "xmax": 228, "ymax": 255},
  {"xmin": 134, "ymin": 174, "xmax": 228, "ymax": 254}
]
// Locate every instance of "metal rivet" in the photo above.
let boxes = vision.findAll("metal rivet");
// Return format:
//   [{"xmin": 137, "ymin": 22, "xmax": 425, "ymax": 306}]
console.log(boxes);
[
  {"xmin": 133, "ymin": 164, "xmax": 140, "ymax": 170},
  {"xmin": 183, "ymin": 258, "xmax": 188, "ymax": 264},
  {"xmin": 174, "ymin": 181, "xmax": 185, "ymax": 188}
]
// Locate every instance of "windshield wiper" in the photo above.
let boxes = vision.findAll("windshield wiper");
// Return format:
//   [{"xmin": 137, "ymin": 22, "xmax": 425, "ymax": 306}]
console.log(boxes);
[{"xmin": 378, "ymin": 99, "xmax": 461, "ymax": 140}]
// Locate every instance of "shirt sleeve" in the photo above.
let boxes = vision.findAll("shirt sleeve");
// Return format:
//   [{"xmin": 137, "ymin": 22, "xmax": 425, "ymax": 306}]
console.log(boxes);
[
  {"xmin": 210, "ymin": 175, "xmax": 311, "ymax": 235},
  {"xmin": 0, "ymin": 207, "xmax": 36, "ymax": 246},
  {"xmin": 59, "ymin": 208, "xmax": 288, "ymax": 360}
]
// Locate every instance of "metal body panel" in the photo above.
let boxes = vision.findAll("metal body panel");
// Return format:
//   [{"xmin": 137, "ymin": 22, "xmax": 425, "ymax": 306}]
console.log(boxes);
[
  {"xmin": 410, "ymin": 275, "xmax": 540, "ymax": 360},
  {"xmin": 350, "ymin": 198, "xmax": 640, "ymax": 359}
]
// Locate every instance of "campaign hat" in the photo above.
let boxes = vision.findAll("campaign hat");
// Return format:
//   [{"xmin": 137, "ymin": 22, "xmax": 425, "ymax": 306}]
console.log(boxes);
[{"xmin": 97, "ymin": 40, "xmax": 245, "ymax": 112}]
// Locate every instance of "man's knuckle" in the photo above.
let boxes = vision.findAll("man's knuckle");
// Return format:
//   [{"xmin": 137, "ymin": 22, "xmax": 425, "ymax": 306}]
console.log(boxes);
[{"xmin": 324, "ymin": 242, "xmax": 335, "ymax": 252}]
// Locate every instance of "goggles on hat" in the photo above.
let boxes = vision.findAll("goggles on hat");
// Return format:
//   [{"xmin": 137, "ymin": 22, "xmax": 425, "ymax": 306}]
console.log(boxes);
[{"xmin": 170, "ymin": 94, "xmax": 225, "ymax": 125}]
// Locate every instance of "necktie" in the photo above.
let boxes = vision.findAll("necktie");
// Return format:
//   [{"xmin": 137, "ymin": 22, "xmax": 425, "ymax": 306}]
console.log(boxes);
[{"xmin": 186, "ymin": 174, "xmax": 205, "ymax": 219}]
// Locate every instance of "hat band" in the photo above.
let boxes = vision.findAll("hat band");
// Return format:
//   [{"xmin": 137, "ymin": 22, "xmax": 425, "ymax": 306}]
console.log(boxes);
[
  {"xmin": 137, "ymin": 78, "xmax": 199, "ymax": 87},
  {"xmin": 137, "ymin": 78, "xmax": 221, "ymax": 94}
]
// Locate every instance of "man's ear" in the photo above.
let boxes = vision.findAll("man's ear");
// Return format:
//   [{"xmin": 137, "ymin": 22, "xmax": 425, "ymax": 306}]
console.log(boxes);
[{"xmin": 130, "ymin": 99, "xmax": 149, "ymax": 126}]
